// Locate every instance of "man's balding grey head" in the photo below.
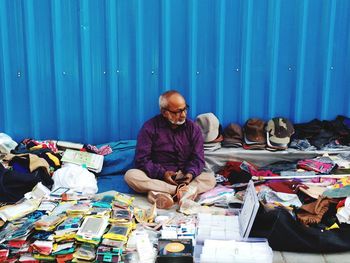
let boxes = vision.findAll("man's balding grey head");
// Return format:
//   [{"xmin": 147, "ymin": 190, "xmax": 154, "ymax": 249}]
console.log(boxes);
[{"xmin": 159, "ymin": 90, "xmax": 182, "ymax": 110}]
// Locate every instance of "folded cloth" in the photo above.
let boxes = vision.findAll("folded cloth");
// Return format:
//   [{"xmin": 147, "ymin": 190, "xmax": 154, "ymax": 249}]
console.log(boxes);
[
  {"xmin": 297, "ymin": 157, "xmax": 337, "ymax": 174},
  {"xmin": 198, "ymin": 185, "xmax": 234, "ymax": 205},
  {"xmin": 263, "ymin": 190, "xmax": 302, "ymax": 207},
  {"xmin": 298, "ymin": 185, "xmax": 327, "ymax": 199},
  {"xmin": 336, "ymin": 197, "xmax": 350, "ymax": 223},
  {"xmin": 297, "ymin": 196, "xmax": 338, "ymax": 225},
  {"xmin": 85, "ymin": 144, "xmax": 113, "ymax": 156},
  {"xmin": 0, "ymin": 133, "xmax": 17, "ymax": 153},
  {"xmin": 219, "ymin": 161, "xmax": 277, "ymax": 185},
  {"xmin": 0, "ymin": 163, "xmax": 53, "ymax": 203},
  {"xmin": 4, "ymin": 153, "xmax": 50, "ymax": 174},
  {"xmin": 323, "ymin": 185, "xmax": 350, "ymax": 198},
  {"xmin": 259, "ymin": 161, "xmax": 297, "ymax": 174},
  {"xmin": 266, "ymin": 179, "xmax": 305, "ymax": 194}
]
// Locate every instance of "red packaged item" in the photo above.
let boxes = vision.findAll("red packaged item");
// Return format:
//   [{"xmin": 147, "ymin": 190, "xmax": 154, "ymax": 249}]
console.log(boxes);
[
  {"xmin": 0, "ymin": 249, "xmax": 9, "ymax": 261},
  {"xmin": 297, "ymin": 159, "xmax": 335, "ymax": 174}
]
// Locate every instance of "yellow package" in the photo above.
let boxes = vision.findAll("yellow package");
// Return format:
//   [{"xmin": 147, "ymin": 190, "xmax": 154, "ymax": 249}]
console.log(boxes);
[
  {"xmin": 103, "ymin": 222, "xmax": 133, "ymax": 242},
  {"xmin": 113, "ymin": 192, "xmax": 134, "ymax": 208}
]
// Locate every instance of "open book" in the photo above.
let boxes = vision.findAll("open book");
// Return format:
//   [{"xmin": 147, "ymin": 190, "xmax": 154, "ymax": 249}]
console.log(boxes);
[{"xmin": 61, "ymin": 149, "xmax": 104, "ymax": 173}]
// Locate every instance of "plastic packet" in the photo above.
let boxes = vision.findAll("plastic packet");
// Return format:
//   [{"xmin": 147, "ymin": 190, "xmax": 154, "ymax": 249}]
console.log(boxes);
[
  {"xmin": 0, "ymin": 199, "xmax": 40, "ymax": 222},
  {"xmin": 56, "ymin": 215, "xmax": 82, "ymax": 230},
  {"xmin": 75, "ymin": 216, "xmax": 109, "ymax": 245},
  {"xmin": 103, "ymin": 223, "xmax": 132, "ymax": 242},
  {"xmin": 92, "ymin": 195, "xmax": 115, "ymax": 208},
  {"xmin": 134, "ymin": 203, "xmax": 157, "ymax": 223},
  {"xmin": 96, "ymin": 246, "xmax": 122, "ymax": 263},
  {"xmin": 7, "ymin": 221, "xmax": 35, "ymax": 240},
  {"xmin": 90, "ymin": 207, "xmax": 112, "ymax": 216},
  {"xmin": 111, "ymin": 207, "xmax": 133, "ymax": 222},
  {"xmin": 73, "ymin": 244, "xmax": 96, "ymax": 261},
  {"xmin": 113, "ymin": 192, "xmax": 134, "ymax": 209},
  {"xmin": 34, "ymin": 214, "xmax": 66, "ymax": 231}
]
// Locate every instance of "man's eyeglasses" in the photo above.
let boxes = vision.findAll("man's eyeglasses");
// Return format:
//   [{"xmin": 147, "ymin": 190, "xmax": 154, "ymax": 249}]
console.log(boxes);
[{"xmin": 164, "ymin": 105, "xmax": 189, "ymax": 116}]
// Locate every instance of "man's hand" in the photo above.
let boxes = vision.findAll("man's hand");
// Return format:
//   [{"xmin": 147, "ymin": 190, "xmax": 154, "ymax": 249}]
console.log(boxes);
[
  {"xmin": 177, "ymin": 173, "xmax": 193, "ymax": 185},
  {"xmin": 164, "ymin": 171, "xmax": 177, "ymax": 185}
]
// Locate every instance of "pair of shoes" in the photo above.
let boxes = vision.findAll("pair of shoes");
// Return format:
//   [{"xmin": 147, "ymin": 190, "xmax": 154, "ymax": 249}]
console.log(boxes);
[
  {"xmin": 147, "ymin": 191, "xmax": 174, "ymax": 209},
  {"xmin": 176, "ymin": 185, "xmax": 198, "ymax": 206}
]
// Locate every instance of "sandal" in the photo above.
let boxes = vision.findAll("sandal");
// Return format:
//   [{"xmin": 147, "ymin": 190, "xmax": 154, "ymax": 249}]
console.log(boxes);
[
  {"xmin": 176, "ymin": 185, "xmax": 198, "ymax": 206},
  {"xmin": 173, "ymin": 183, "xmax": 187, "ymax": 202},
  {"xmin": 147, "ymin": 191, "xmax": 174, "ymax": 209}
]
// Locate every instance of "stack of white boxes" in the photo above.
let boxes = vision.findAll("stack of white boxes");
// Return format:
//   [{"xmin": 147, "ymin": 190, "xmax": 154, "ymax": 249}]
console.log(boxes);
[
  {"xmin": 194, "ymin": 181, "xmax": 273, "ymax": 263},
  {"xmin": 200, "ymin": 239, "xmax": 273, "ymax": 263},
  {"xmin": 196, "ymin": 214, "xmax": 241, "ymax": 242}
]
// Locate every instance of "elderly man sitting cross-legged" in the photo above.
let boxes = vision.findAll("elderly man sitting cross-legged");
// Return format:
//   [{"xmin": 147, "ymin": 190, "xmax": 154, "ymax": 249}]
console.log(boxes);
[{"xmin": 124, "ymin": 90, "xmax": 216, "ymax": 209}]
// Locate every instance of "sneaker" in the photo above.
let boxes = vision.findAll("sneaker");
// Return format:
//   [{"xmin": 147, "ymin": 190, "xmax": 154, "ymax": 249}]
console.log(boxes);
[{"xmin": 147, "ymin": 191, "xmax": 174, "ymax": 209}]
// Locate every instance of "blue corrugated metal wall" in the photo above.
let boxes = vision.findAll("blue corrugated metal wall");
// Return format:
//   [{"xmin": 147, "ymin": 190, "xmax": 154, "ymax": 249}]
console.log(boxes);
[{"xmin": 0, "ymin": 0, "xmax": 349, "ymax": 144}]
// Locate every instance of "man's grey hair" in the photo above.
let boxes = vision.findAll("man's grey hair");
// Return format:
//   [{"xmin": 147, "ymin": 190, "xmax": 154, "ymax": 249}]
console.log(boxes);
[{"xmin": 159, "ymin": 90, "xmax": 181, "ymax": 110}]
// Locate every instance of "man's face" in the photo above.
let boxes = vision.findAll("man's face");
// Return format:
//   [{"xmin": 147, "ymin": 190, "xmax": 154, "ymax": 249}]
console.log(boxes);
[{"xmin": 162, "ymin": 94, "xmax": 188, "ymax": 126}]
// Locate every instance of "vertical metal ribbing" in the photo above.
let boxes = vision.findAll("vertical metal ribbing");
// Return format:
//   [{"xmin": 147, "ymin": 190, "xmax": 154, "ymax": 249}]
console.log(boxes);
[
  {"xmin": 51, "ymin": 0, "xmax": 65, "ymax": 139},
  {"xmin": 79, "ymin": 0, "xmax": 93, "ymax": 142},
  {"xmin": 22, "ymin": 1, "xmax": 39, "ymax": 138},
  {"xmin": 216, "ymin": 1, "xmax": 226, "ymax": 121},
  {"xmin": 347, "ymin": 22, "xmax": 350, "ymax": 115},
  {"xmin": 189, "ymin": 0, "xmax": 198, "ymax": 117},
  {"xmin": 0, "ymin": 2, "xmax": 11, "ymax": 132},
  {"xmin": 267, "ymin": 1, "xmax": 281, "ymax": 118},
  {"xmin": 241, "ymin": 0, "xmax": 253, "ymax": 122},
  {"xmin": 105, "ymin": 0, "xmax": 120, "ymax": 139},
  {"xmin": 135, "ymin": 0, "xmax": 144, "ymax": 128},
  {"xmin": 161, "ymin": 0, "xmax": 171, "ymax": 93},
  {"xmin": 1, "ymin": 1, "xmax": 350, "ymax": 144},
  {"xmin": 294, "ymin": 1, "xmax": 308, "ymax": 122},
  {"xmin": 321, "ymin": 0, "xmax": 336, "ymax": 119}
]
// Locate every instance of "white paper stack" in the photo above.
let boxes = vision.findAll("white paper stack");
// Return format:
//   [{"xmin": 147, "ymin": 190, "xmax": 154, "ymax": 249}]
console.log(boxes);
[
  {"xmin": 200, "ymin": 239, "xmax": 273, "ymax": 263},
  {"xmin": 195, "ymin": 181, "xmax": 273, "ymax": 263}
]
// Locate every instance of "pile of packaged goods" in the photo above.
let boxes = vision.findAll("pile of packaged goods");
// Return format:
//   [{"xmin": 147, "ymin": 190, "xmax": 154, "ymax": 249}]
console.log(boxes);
[
  {"xmin": 0, "ymin": 181, "xmax": 273, "ymax": 263},
  {"xmin": 0, "ymin": 188, "xmax": 135, "ymax": 262}
]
